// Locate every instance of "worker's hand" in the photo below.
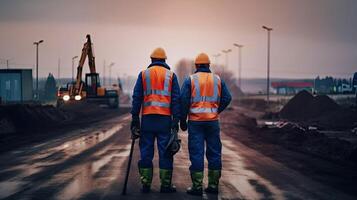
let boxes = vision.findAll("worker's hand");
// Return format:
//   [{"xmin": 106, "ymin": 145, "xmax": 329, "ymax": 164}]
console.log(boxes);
[
  {"xmin": 130, "ymin": 116, "xmax": 140, "ymax": 139},
  {"xmin": 180, "ymin": 119, "xmax": 188, "ymax": 131},
  {"xmin": 171, "ymin": 118, "xmax": 179, "ymax": 133}
]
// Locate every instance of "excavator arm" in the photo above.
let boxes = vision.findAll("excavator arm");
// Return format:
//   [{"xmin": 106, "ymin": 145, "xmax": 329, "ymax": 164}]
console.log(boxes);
[
  {"xmin": 86, "ymin": 34, "xmax": 96, "ymax": 74},
  {"xmin": 72, "ymin": 34, "xmax": 97, "ymax": 96},
  {"xmin": 58, "ymin": 34, "xmax": 119, "ymax": 108}
]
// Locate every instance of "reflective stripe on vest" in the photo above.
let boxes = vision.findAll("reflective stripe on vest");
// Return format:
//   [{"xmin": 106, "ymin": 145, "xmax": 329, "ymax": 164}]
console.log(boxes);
[
  {"xmin": 189, "ymin": 73, "xmax": 221, "ymax": 121},
  {"xmin": 142, "ymin": 66, "xmax": 172, "ymax": 116}
]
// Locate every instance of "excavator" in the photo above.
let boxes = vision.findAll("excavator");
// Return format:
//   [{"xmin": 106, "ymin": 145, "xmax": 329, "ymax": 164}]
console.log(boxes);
[{"xmin": 57, "ymin": 34, "xmax": 120, "ymax": 108}]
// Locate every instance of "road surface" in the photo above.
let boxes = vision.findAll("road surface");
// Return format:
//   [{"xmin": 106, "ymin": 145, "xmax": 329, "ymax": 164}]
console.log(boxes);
[{"xmin": 0, "ymin": 113, "xmax": 355, "ymax": 200}]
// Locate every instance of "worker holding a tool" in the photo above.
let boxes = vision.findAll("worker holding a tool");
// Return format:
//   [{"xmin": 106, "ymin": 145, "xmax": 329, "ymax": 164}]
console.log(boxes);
[
  {"xmin": 131, "ymin": 47, "xmax": 180, "ymax": 193},
  {"xmin": 180, "ymin": 53, "xmax": 232, "ymax": 196}
]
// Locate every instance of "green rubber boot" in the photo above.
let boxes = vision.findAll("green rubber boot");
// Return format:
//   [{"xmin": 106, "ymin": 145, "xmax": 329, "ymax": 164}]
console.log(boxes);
[
  {"xmin": 205, "ymin": 170, "xmax": 221, "ymax": 194},
  {"xmin": 186, "ymin": 171, "xmax": 204, "ymax": 196},
  {"xmin": 160, "ymin": 169, "xmax": 176, "ymax": 193},
  {"xmin": 139, "ymin": 168, "xmax": 153, "ymax": 193}
]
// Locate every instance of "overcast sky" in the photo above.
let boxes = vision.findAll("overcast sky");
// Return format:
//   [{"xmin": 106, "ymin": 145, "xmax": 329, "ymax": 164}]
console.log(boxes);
[{"xmin": 0, "ymin": 0, "xmax": 356, "ymax": 79}]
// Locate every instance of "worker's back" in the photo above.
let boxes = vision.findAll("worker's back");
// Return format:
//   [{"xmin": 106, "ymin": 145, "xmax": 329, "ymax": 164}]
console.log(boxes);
[{"xmin": 130, "ymin": 47, "xmax": 181, "ymax": 193}]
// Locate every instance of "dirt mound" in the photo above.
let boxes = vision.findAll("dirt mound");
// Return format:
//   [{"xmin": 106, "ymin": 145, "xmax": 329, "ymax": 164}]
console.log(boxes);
[
  {"xmin": 280, "ymin": 90, "xmax": 314, "ymax": 119},
  {"xmin": 306, "ymin": 95, "xmax": 340, "ymax": 118},
  {"xmin": 302, "ymin": 136, "xmax": 356, "ymax": 162},
  {"xmin": 312, "ymin": 108, "xmax": 357, "ymax": 129},
  {"xmin": 279, "ymin": 90, "xmax": 357, "ymax": 129},
  {"xmin": 261, "ymin": 123, "xmax": 357, "ymax": 163},
  {"xmin": 0, "ymin": 104, "xmax": 70, "ymax": 133}
]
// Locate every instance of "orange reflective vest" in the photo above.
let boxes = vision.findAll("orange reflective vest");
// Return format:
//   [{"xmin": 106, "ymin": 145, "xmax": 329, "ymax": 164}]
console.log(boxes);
[
  {"xmin": 189, "ymin": 72, "xmax": 221, "ymax": 121},
  {"xmin": 142, "ymin": 66, "xmax": 173, "ymax": 116}
]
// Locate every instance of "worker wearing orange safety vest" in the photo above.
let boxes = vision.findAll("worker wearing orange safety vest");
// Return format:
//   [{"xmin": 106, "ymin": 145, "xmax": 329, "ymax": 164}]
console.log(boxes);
[
  {"xmin": 180, "ymin": 53, "xmax": 232, "ymax": 196},
  {"xmin": 131, "ymin": 48, "xmax": 181, "ymax": 193}
]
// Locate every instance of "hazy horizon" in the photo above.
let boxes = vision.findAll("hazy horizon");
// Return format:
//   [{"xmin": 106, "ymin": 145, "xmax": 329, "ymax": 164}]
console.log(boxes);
[{"xmin": 0, "ymin": 0, "xmax": 356, "ymax": 79}]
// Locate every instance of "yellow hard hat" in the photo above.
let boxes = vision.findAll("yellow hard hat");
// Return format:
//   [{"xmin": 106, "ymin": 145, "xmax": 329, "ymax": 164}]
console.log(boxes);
[
  {"xmin": 195, "ymin": 53, "xmax": 210, "ymax": 65},
  {"xmin": 150, "ymin": 47, "xmax": 167, "ymax": 59}
]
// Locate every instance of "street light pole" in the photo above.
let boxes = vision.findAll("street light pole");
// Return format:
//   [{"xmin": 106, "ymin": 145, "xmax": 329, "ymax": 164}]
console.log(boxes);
[
  {"xmin": 108, "ymin": 62, "xmax": 115, "ymax": 86},
  {"xmin": 262, "ymin": 26, "xmax": 273, "ymax": 106},
  {"xmin": 233, "ymin": 43, "xmax": 243, "ymax": 88},
  {"xmin": 221, "ymin": 49, "xmax": 232, "ymax": 75},
  {"xmin": 72, "ymin": 56, "xmax": 78, "ymax": 83},
  {"xmin": 33, "ymin": 40, "xmax": 44, "ymax": 101},
  {"xmin": 212, "ymin": 53, "xmax": 221, "ymax": 68}
]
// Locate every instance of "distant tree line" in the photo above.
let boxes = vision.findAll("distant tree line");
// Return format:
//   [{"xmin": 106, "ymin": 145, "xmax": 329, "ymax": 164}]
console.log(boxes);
[{"xmin": 315, "ymin": 73, "xmax": 357, "ymax": 94}]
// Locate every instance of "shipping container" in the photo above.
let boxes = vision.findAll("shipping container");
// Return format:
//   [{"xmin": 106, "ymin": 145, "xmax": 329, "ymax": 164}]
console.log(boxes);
[{"xmin": 0, "ymin": 69, "xmax": 33, "ymax": 103}]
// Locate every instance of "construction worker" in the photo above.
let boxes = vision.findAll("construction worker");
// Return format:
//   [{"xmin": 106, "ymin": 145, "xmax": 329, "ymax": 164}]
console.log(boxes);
[
  {"xmin": 131, "ymin": 47, "xmax": 180, "ymax": 193},
  {"xmin": 180, "ymin": 53, "xmax": 232, "ymax": 196}
]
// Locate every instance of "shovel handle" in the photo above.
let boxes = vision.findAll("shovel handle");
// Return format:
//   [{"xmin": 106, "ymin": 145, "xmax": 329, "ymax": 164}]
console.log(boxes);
[{"xmin": 122, "ymin": 138, "xmax": 136, "ymax": 195}]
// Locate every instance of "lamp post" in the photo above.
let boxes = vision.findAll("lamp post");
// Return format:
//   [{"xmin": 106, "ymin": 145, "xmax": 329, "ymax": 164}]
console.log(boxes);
[
  {"xmin": 72, "ymin": 56, "xmax": 78, "ymax": 82},
  {"xmin": 212, "ymin": 53, "xmax": 221, "ymax": 68},
  {"xmin": 221, "ymin": 49, "xmax": 232, "ymax": 75},
  {"xmin": 33, "ymin": 40, "xmax": 44, "ymax": 101},
  {"xmin": 108, "ymin": 62, "xmax": 115, "ymax": 86},
  {"xmin": 233, "ymin": 43, "xmax": 243, "ymax": 88},
  {"xmin": 262, "ymin": 25, "xmax": 273, "ymax": 106}
]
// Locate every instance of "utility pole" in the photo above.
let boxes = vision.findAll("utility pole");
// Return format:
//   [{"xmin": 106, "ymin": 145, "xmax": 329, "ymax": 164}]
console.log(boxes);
[
  {"xmin": 72, "ymin": 56, "xmax": 78, "ymax": 83},
  {"xmin": 233, "ymin": 43, "xmax": 243, "ymax": 88},
  {"xmin": 108, "ymin": 62, "xmax": 115, "ymax": 86},
  {"xmin": 221, "ymin": 49, "xmax": 232, "ymax": 76},
  {"xmin": 33, "ymin": 40, "xmax": 44, "ymax": 101},
  {"xmin": 263, "ymin": 26, "xmax": 273, "ymax": 106}
]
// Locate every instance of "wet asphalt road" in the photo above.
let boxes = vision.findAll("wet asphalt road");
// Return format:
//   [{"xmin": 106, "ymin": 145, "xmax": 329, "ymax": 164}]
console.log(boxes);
[{"xmin": 0, "ymin": 113, "xmax": 355, "ymax": 200}]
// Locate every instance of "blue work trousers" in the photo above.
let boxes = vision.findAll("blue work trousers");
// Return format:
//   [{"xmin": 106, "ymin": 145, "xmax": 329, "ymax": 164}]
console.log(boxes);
[
  {"xmin": 188, "ymin": 120, "xmax": 222, "ymax": 172},
  {"xmin": 138, "ymin": 115, "xmax": 173, "ymax": 169}
]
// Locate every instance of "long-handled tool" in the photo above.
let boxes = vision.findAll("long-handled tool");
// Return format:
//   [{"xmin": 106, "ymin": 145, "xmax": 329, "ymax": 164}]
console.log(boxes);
[{"xmin": 122, "ymin": 127, "xmax": 139, "ymax": 195}]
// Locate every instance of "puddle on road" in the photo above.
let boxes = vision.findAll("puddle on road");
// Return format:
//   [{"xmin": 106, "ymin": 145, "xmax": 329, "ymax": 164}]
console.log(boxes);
[
  {"xmin": 0, "ymin": 180, "xmax": 27, "ymax": 199},
  {"xmin": 55, "ymin": 143, "xmax": 131, "ymax": 200},
  {"xmin": 0, "ymin": 118, "xmax": 129, "ymax": 199},
  {"xmin": 26, "ymin": 124, "xmax": 124, "ymax": 168},
  {"xmin": 221, "ymin": 138, "xmax": 284, "ymax": 200}
]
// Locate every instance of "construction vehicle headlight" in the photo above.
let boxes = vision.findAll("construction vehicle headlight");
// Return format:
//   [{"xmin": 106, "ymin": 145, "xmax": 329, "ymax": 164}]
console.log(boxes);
[
  {"xmin": 63, "ymin": 95, "xmax": 70, "ymax": 101},
  {"xmin": 74, "ymin": 95, "xmax": 82, "ymax": 101}
]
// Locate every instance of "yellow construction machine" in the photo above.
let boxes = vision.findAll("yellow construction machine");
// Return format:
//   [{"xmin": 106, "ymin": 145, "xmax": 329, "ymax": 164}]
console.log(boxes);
[{"xmin": 57, "ymin": 34, "xmax": 120, "ymax": 108}]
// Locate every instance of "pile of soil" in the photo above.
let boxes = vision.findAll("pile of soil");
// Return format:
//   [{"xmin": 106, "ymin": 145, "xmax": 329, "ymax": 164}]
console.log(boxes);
[
  {"xmin": 0, "ymin": 104, "xmax": 70, "ymax": 134},
  {"xmin": 280, "ymin": 90, "xmax": 357, "ymax": 130},
  {"xmin": 312, "ymin": 108, "xmax": 357, "ymax": 130},
  {"xmin": 0, "ymin": 103, "xmax": 129, "ymax": 153},
  {"xmin": 261, "ymin": 123, "xmax": 357, "ymax": 163},
  {"xmin": 306, "ymin": 95, "xmax": 340, "ymax": 118}
]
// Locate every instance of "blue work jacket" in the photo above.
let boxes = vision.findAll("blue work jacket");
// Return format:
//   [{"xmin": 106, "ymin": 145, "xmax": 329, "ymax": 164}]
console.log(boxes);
[
  {"xmin": 180, "ymin": 67, "xmax": 232, "ymax": 122},
  {"xmin": 131, "ymin": 61, "xmax": 180, "ymax": 131}
]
